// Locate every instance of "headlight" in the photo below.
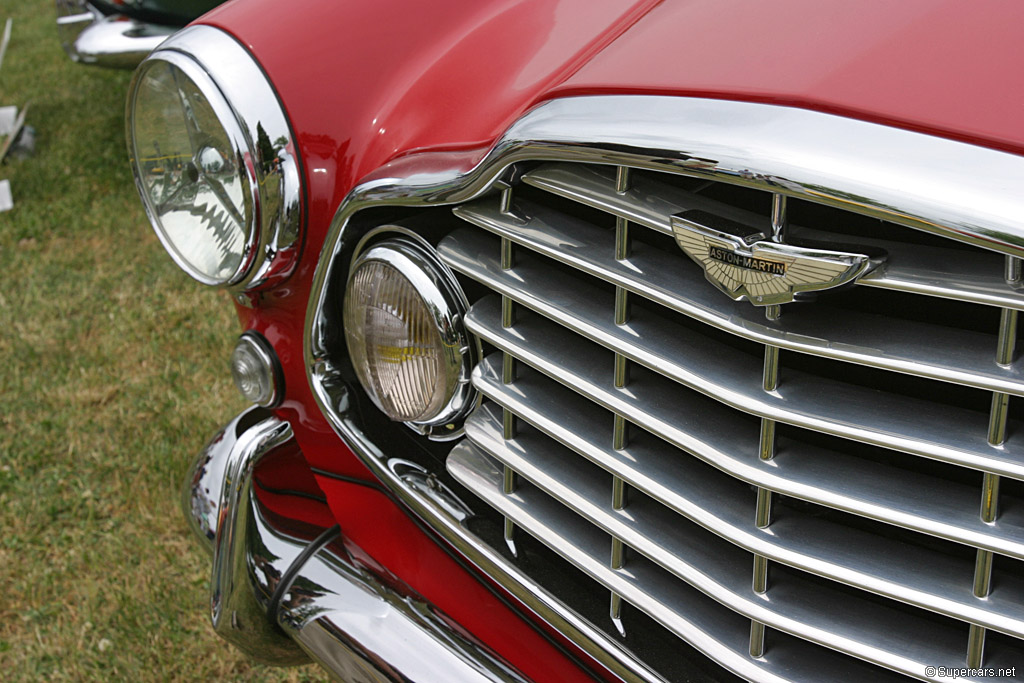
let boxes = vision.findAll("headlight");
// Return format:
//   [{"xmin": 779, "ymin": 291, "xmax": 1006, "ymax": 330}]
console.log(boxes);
[
  {"xmin": 126, "ymin": 26, "xmax": 302, "ymax": 290},
  {"xmin": 343, "ymin": 234, "xmax": 476, "ymax": 435},
  {"xmin": 129, "ymin": 56, "xmax": 252, "ymax": 284}
]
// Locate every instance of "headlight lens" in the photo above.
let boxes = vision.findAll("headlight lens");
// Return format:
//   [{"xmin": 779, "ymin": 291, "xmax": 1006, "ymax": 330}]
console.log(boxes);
[
  {"xmin": 343, "ymin": 237, "xmax": 475, "ymax": 431},
  {"xmin": 129, "ymin": 56, "xmax": 253, "ymax": 285}
]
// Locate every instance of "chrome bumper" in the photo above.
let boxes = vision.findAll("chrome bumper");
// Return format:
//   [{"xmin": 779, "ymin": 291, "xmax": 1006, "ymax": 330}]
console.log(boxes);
[
  {"xmin": 56, "ymin": 0, "xmax": 174, "ymax": 68},
  {"xmin": 183, "ymin": 407, "xmax": 529, "ymax": 683}
]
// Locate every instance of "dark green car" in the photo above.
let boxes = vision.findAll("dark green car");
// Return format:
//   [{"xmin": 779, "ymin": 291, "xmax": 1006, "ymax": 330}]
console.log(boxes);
[{"xmin": 56, "ymin": 0, "xmax": 221, "ymax": 68}]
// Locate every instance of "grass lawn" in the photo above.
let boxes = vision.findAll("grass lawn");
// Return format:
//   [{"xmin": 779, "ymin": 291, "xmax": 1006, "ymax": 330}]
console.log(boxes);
[{"xmin": 0, "ymin": 2, "xmax": 319, "ymax": 679}]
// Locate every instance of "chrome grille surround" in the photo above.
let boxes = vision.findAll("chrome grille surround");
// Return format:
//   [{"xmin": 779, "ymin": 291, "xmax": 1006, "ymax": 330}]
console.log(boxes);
[{"xmin": 306, "ymin": 97, "xmax": 1024, "ymax": 682}]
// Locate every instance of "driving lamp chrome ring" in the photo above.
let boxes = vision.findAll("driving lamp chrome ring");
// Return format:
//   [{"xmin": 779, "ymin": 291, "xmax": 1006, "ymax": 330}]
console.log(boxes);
[
  {"xmin": 344, "ymin": 232, "xmax": 477, "ymax": 437},
  {"xmin": 126, "ymin": 25, "xmax": 303, "ymax": 291}
]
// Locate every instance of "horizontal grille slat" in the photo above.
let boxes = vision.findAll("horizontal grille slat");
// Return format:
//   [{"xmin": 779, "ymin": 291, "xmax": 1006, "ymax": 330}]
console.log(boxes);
[
  {"xmin": 473, "ymin": 344, "xmax": 1024, "ymax": 557},
  {"xmin": 449, "ymin": 440, "xmax": 1024, "ymax": 682},
  {"xmin": 461, "ymin": 299, "xmax": 1024, "ymax": 553},
  {"xmin": 469, "ymin": 362, "xmax": 1024, "ymax": 636},
  {"xmin": 449, "ymin": 200, "xmax": 1024, "ymax": 397},
  {"xmin": 521, "ymin": 162, "xmax": 1024, "ymax": 311},
  {"xmin": 441, "ymin": 232, "xmax": 1024, "ymax": 482},
  {"xmin": 448, "ymin": 441, "xmax": 914, "ymax": 683}
]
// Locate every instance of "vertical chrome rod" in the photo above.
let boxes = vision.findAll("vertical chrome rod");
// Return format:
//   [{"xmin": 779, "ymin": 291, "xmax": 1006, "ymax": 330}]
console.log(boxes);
[
  {"xmin": 749, "ymin": 621, "xmax": 766, "ymax": 658},
  {"xmin": 968, "ymin": 256, "xmax": 1018, "ymax": 667},
  {"xmin": 500, "ymin": 195, "xmax": 518, "ymax": 556},
  {"xmin": 610, "ymin": 474, "xmax": 627, "ymax": 635},
  {"xmin": 751, "ymin": 201, "xmax": 785, "ymax": 658},
  {"xmin": 771, "ymin": 194, "xmax": 787, "ymax": 243},
  {"xmin": 609, "ymin": 165, "xmax": 633, "ymax": 636},
  {"xmin": 610, "ymin": 474, "xmax": 627, "ymax": 633},
  {"xmin": 615, "ymin": 166, "xmax": 632, "ymax": 195}
]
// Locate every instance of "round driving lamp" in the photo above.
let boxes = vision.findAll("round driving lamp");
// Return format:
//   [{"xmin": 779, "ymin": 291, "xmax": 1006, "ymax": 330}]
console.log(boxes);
[
  {"xmin": 231, "ymin": 332, "xmax": 283, "ymax": 408},
  {"xmin": 343, "ymin": 237, "xmax": 476, "ymax": 433}
]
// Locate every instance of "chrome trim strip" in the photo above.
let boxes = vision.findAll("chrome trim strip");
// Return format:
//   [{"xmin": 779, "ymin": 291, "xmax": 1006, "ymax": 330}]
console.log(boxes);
[
  {"xmin": 183, "ymin": 408, "xmax": 531, "ymax": 681},
  {"xmin": 129, "ymin": 26, "xmax": 303, "ymax": 291},
  {"xmin": 502, "ymin": 98, "xmax": 1024, "ymax": 256},
  {"xmin": 306, "ymin": 96, "xmax": 1024, "ymax": 683}
]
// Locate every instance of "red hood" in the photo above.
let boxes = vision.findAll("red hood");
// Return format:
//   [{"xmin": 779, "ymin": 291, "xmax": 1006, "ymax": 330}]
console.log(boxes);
[{"xmin": 550, "ymin": 0, "xmax": 1024, "ymax": 156}]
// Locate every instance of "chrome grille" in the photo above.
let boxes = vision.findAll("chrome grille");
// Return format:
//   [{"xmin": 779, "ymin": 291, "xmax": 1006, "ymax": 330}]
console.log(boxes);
[{"xmin": 439, "ymin": 161, "xmax": 1024, "ymax": 681}]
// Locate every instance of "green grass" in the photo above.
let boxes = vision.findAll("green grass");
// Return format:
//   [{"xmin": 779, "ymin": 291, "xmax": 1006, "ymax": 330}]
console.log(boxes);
[{"xmin": 0, "ymin": 2, "xmax": 319, "ymax": 680}]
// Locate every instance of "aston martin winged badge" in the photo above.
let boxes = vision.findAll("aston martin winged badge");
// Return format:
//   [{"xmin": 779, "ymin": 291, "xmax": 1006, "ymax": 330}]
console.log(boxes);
[{"xmin": 671, "ymin": 210, "xmax": 879, "ymax": 306}]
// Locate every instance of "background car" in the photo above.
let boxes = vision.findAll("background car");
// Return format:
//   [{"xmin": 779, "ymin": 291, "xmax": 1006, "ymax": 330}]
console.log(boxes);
[
  {"xmin": 126, "ymin": 1, "xmax": 1024, "ymax": 681},
  {"xmin": 55, "ymin": 0, "xmax": 220, "ymax": 68}
]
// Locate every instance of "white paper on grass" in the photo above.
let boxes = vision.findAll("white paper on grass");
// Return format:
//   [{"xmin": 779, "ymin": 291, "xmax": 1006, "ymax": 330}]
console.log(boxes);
[
  {"xmin": 0, "ymin": 105, "xmax": 26, "ymax": 162},
  {"xmin": 0, "ymin": 179, "xmax": 12, "ymax": 212},
  {"xmin": 0, "ymin": 105, "xmax": 17, "ymax": 136}
]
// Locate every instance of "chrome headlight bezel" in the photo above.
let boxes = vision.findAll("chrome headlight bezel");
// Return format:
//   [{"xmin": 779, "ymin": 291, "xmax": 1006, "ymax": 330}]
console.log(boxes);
[{"xmin": 126, "ymin": 25, "xmax": 303, "ymax": 291}]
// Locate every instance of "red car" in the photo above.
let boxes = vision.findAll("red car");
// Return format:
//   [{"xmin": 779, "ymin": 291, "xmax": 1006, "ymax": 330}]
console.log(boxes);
[{"xmin": 125, "ymin": 1, "xmax": 1024, "ymax": 680}]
